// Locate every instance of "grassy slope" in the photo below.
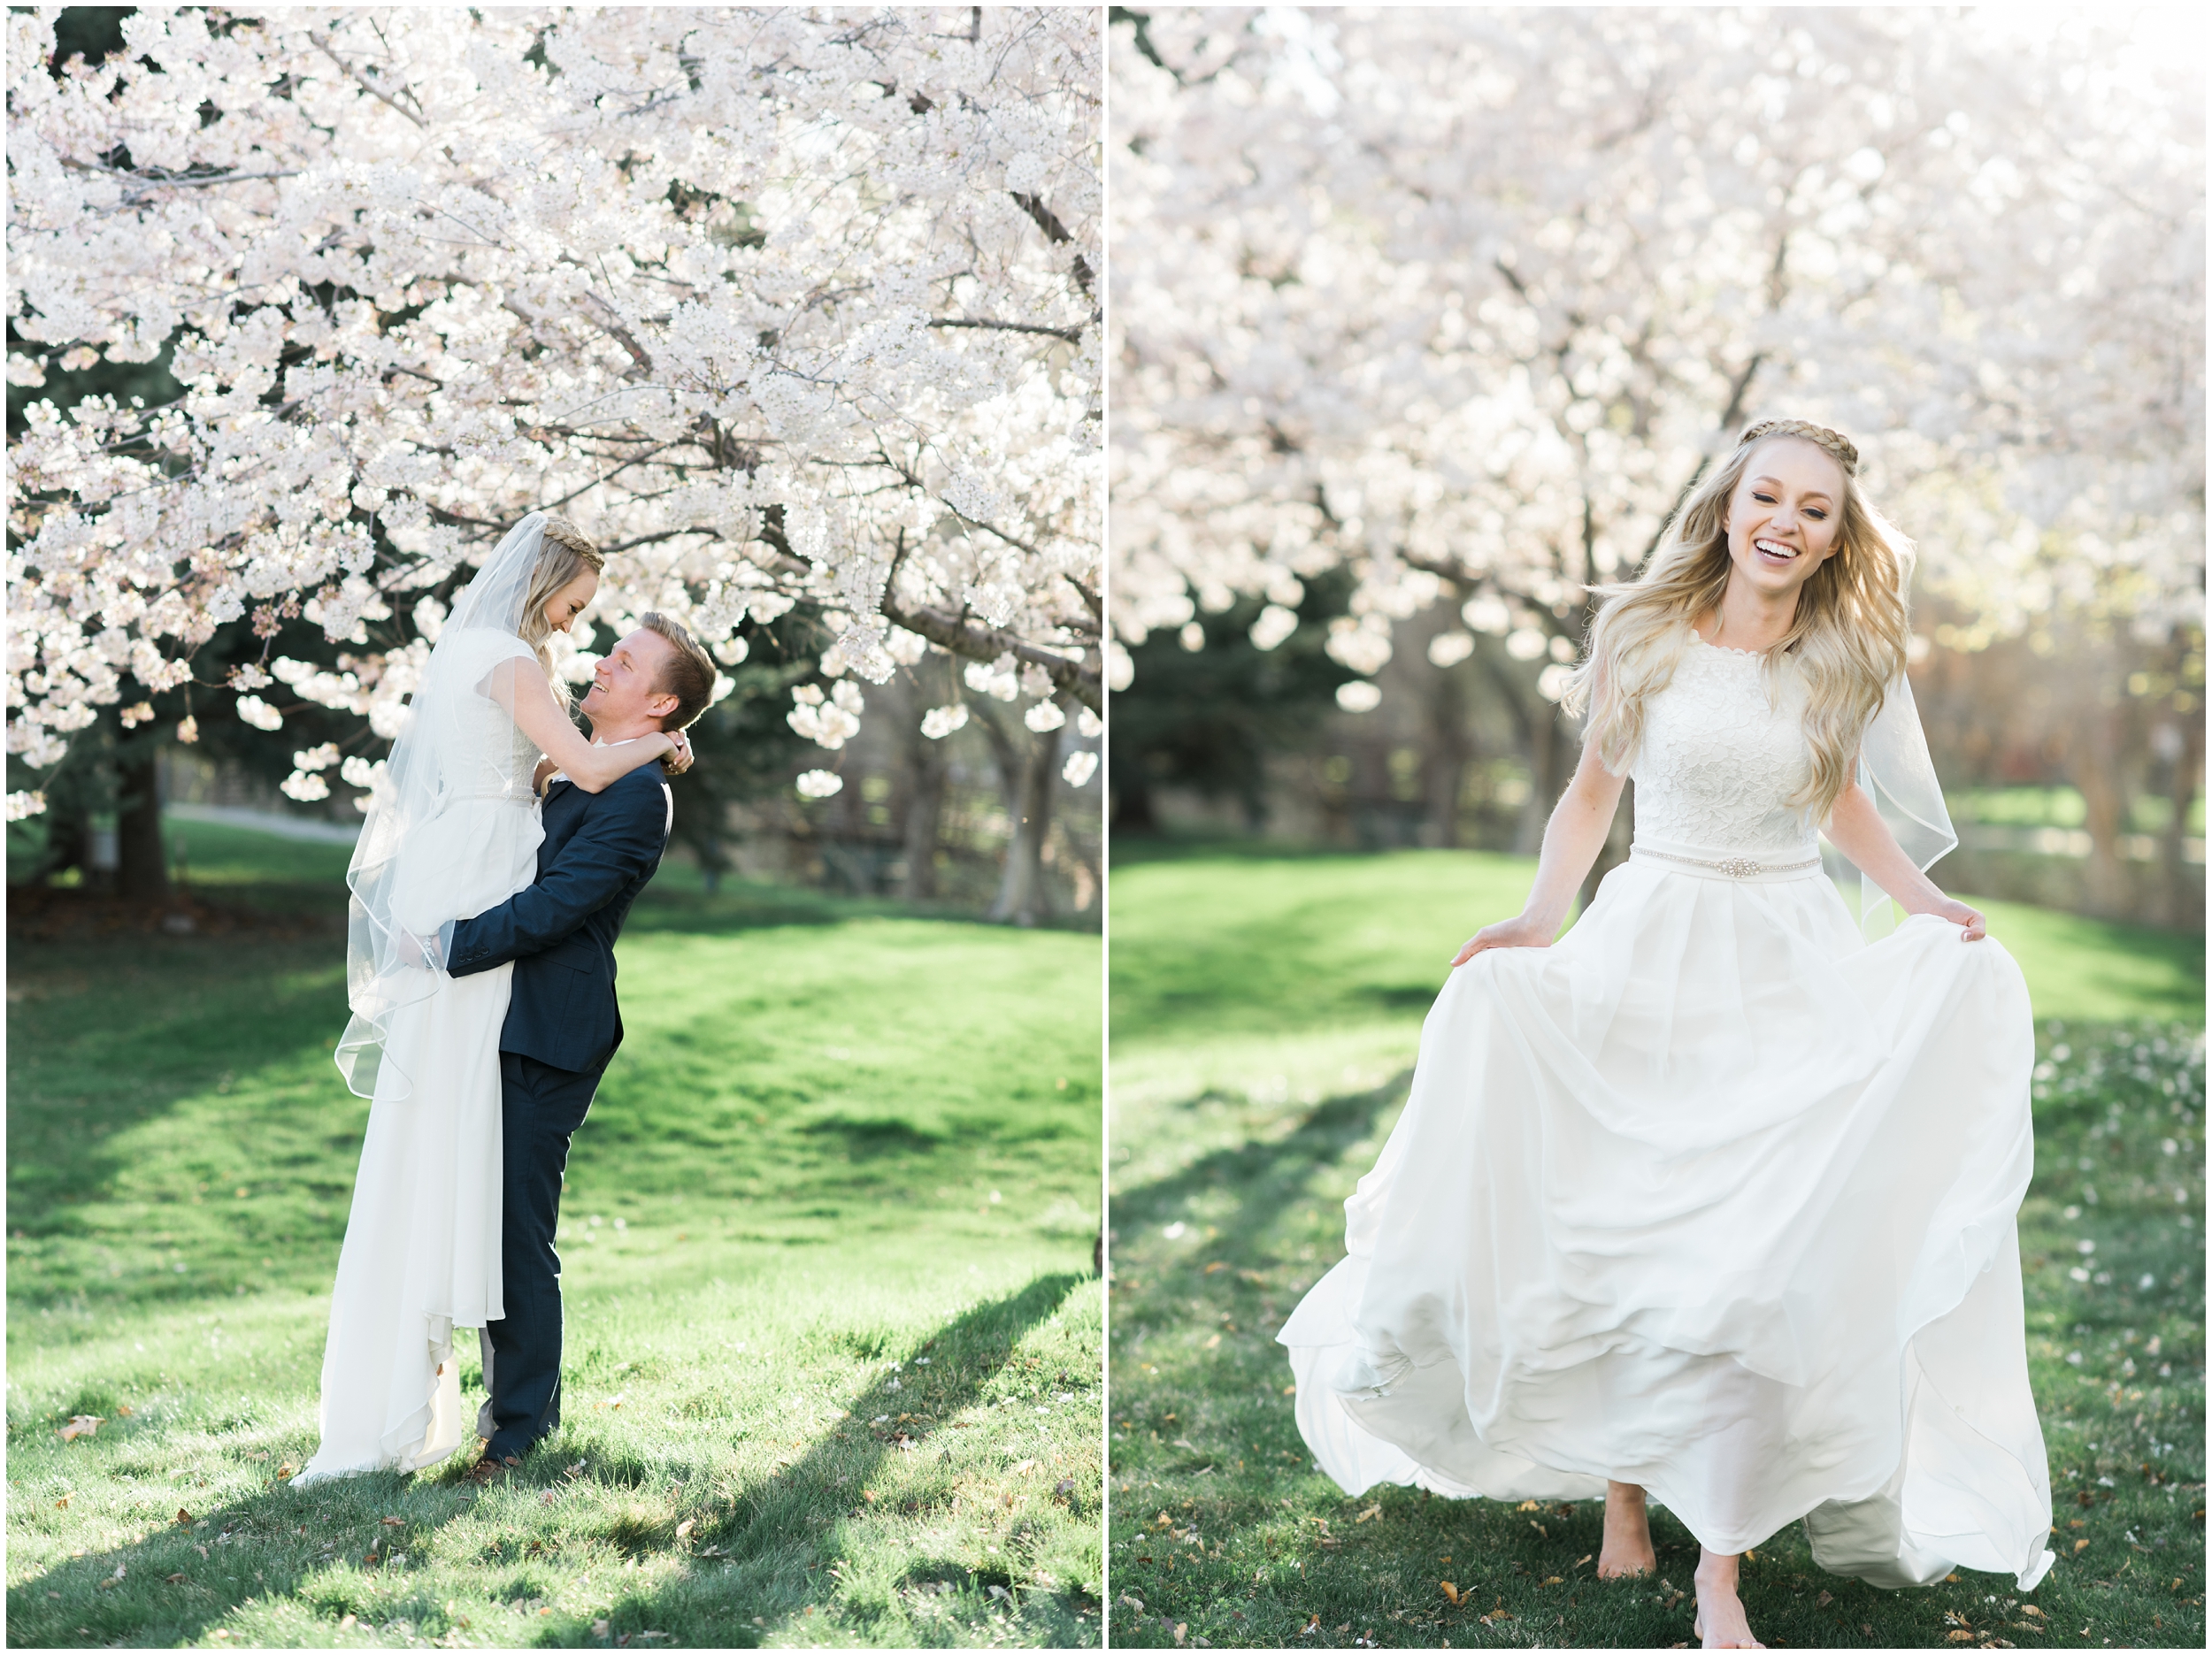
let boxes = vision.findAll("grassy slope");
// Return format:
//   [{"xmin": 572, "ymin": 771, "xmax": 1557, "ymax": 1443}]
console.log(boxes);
[
  {"xmin": 1107, "ymin": 849, "xmax": 2204, "ymax": 1650},
  {"xmin": 8, "ymin": 818, "xmax": 1103, "ymax": 1649}
]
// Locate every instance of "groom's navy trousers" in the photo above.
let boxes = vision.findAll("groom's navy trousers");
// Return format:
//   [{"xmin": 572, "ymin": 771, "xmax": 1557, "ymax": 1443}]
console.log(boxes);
[{"xmin": 447, "ymin": 763, "xmax": 672, "ymax": 1464}]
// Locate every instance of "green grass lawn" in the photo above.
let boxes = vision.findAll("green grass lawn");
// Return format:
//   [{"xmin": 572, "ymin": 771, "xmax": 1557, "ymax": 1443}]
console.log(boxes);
[
  {"xmin": 1107, "ymin": 848, "xmax": 2204, "ymax": 1650},
  {"xmin": 8, "ymin": 817, "xmax": 1104, "ymax": 1649}
]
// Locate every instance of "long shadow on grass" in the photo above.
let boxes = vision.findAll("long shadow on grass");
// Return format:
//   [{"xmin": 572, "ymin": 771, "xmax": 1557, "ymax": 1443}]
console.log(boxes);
[
  {"xmin": 4, "ymin": 1444, "xmax": 473, "ymax": 1650},
  {"xmin": 6, "ymin": 1275, "xmax": 1093, "ymax": 1650},
  {"xmin": 1107, "ymin": 1039, "xmax": 2209, "ymax": 1649},
  {"xmin": 1104, "ymin": 1068, "xmax": 1408, "ymax": 1500},
  {"xmin": 1103, "ymin": 1069, "xmax": 1747, "ymax": 1649},
  {"xmin": 5, "ymin": 932, "xmax": 349, "ymax": 1225},
  {"xmin": 1109, "ymin": 1068, "xmax": 1414, "ymax": 1282},
  {"xmin": 598, "ymin": 1269, "xmax": 1095, "ymax": 1647},
  {"xmin": 1103, "ymin": 1065, "xmax": 1411, "ymax": 1547},
  {"xmin": 1103, "ymin": 1090, "xmax": 1666, "ymax": 1648}
]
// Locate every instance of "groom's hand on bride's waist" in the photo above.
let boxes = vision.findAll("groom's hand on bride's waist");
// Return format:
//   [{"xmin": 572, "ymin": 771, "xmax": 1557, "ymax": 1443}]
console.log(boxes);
[
  {"xmin": 396, "ymin": 923, "xmax": 455, "ymax": 971},
  {"xmin": 445, "ymin": 771, "xmax": 668, "ymax": 978}
]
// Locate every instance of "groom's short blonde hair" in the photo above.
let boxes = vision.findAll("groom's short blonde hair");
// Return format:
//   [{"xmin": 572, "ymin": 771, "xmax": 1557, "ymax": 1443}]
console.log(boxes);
[{"xmin": 639, "ymin": 613, "xmax": 717, "ymax": 731}]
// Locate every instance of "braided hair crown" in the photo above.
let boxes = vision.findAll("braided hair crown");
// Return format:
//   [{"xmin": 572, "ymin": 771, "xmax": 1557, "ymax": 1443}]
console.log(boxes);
[
  {"xmin": 537, "ymin": 514, "xmax": 603, "ymax": 566},
  {"xmin": 1739, "ymin": 418, "xmax": 1859, "ymax": 477}
]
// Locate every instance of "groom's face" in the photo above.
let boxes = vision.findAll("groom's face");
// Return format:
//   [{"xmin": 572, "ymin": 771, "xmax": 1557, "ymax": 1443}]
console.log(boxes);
[{"xmin": 579, "ymin": 628, "xmax": 680, "ymax": 732}]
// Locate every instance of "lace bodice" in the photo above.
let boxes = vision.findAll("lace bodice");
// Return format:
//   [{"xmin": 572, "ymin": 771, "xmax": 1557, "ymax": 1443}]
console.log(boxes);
[
  {"xmin": 1630, "ymin": 636, "xmax": 1817, "ymax": 856},
  {"xmin": 433, "ymin": 640, "xmax": 545, "ymax": 806},
  {"xmin": 492, "ymin": 709, "xmax": 544, "ymax": 802}
]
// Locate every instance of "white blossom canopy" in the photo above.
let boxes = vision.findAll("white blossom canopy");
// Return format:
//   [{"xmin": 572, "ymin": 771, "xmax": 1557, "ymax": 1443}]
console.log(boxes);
[
  {"xmin": 8, "ymin": 6, "xmax": 1102, "ymax": 819},
  {"xmin": 1109, "ymin": 7, "xmax": 2201, "ymax": 703}
]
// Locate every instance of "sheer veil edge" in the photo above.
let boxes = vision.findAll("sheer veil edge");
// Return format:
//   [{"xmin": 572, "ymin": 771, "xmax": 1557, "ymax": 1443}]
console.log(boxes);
[
  {"xmin": 334, "ymin": 513, "xmax": 550, "ymax": 1099},
  {"xmin": 1833, "ymin": 671, "xmax": 1958, "ymax": 939}
]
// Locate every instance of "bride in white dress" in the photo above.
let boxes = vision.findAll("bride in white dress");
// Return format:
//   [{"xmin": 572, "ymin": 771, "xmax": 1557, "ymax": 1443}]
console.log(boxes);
[
  {"xmin": 295, "ymin": 514, "xmax": 689, "ymax": 1485},
  {"xmin": 1279, "ymin": 420, "xmax": 2054, "ymax": 1649}
]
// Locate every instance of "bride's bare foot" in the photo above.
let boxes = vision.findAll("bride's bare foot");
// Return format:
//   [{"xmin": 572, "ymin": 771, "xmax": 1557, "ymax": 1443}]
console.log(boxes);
[
  {"xmin": 1597, "ymin": 1480, "xmax": 1657, "ymax": 1579},
  {"xmin": 1693, "ymin": 1552, "xmax": 1764, "ymax": 1649}
]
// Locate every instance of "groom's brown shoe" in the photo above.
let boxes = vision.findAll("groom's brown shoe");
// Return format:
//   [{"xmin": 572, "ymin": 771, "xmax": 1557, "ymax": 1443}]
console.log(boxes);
[{"xmin": 467, "ymin": 1449, "xmax": 522, "ymax": 1488}]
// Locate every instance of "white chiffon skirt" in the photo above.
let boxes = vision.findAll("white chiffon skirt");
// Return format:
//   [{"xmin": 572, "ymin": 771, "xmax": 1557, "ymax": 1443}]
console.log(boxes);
[
  {"xmin": 1279, "ymin": 847, "xmax": 2055, "ymax": 1590},
  {"xmin": 294, "ymin": 968, "xmax": 510, "ymax": 1483},
  {"xmin": 296, "ymin": 795, "xmax": 534, "ymax": 1485}
]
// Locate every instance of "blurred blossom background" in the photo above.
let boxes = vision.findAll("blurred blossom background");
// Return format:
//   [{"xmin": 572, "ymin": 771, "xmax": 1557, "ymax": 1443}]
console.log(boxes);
[{"xmin": 1107, "ymin": 4, "xmax": 2202, "ymax": 932}]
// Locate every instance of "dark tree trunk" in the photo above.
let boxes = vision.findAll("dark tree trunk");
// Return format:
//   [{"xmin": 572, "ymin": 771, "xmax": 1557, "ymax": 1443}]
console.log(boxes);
[
  {"xmin": 2071, "ymin": 700, "xmax": 2132, "ymax": 918},
  {"xmin": 1422, "ymin": 663, "xmax": 1471, "ymax": 849},
  {"xmin": 1111, "ymin": 763, "xmax": 1157, "ymax": 832},
  {"xmin": 2162, "ymin": 713, "xmax": 2204, "ymax": 930},
  {"xmin": 1480, "ymin": 647, "xmax": 1569, "ymax": 856},
  {"xmin": 901, "ymin": 722, "xmax": 949, "ymax": 901},
  {"xmin": 697, "ymin": 831, "xmax": 726, "ymax": 894},
  {"xmin": 1351, "ymin": 739, "xmax": 1393, "ymax": 849},
  {"xmin": 979, "ymin": 703, "xmax": 1062, "ymax": 927},
  {"xmin": 1509, "ymin": 700, "xmax": 1572, "ymax": 856},
  {"xmin": 116, "ymin": 746, "xmax": 168, "ymax": 904},
  {"xmin": 31, "ymin": 799, "xmax": 88, "ymax": 885}
]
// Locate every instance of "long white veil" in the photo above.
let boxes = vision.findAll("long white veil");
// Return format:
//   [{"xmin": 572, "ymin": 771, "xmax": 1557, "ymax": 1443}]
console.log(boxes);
[
  {"xmin": 1827, "ymin": 671, "xmax": 1959, "ymax": 939},
  {"xmin": 334, "ymin": 515, "xmax": 551, "ymax": 1099}
]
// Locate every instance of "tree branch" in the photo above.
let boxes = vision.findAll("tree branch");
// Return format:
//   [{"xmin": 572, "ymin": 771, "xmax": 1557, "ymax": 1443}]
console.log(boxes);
[
  {"xmin": 58, "ymin": 157, "xmax": 304, "ymax": 202},
  {"xmin": 502, "ymin": 290, "xmax": 654, "ymax": 381},
  {"xmin": 880, "ymin": 594, "xmax": 1101, "ymax": 710},
  {"xmin": 307, "ymin": 32, "xmax": 427, "ymax": 129},
  {"xmin": 575, "ymin": 291, "xmax": 655, "ymax": 376},
  {"xmin": 1111, "ymin": 7, "xmax": 1183, "ymax": 83},
  {"xmin": 1011, "ymin": 192, "xmax": 1095, "ymax": 299},
  {"xmin": 1633, "ymin": 349, "xmax": 1766, "ymax": 569},
  {"xmin": 927, "ymin": 318, "xmax": 1086, "ymax": 342},
  {"xmin": 874, "ymin": 446, "xmax": 1051, "ymax": 560}
]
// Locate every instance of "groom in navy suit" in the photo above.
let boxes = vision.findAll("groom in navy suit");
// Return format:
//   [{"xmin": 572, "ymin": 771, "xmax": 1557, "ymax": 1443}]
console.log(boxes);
[{"xmin": 443, "ymin": 614, "xmax": 718, "ymax": 1480}]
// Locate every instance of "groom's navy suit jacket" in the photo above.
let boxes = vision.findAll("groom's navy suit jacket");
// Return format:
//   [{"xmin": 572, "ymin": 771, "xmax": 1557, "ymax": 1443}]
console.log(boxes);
[{"xmin": 446, "ymin": 765, "xmax": 672, "ymax": 1074}]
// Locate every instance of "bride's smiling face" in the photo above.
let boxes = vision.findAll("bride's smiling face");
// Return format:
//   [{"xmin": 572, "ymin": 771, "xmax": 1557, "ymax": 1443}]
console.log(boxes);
[
  {"xmin": 1721, "ymin": 438, "xmax": 1847, "ymax": 601},
  {"xmin": 543, "ymin": 571, "xmax": 598, "ymax": 634}
]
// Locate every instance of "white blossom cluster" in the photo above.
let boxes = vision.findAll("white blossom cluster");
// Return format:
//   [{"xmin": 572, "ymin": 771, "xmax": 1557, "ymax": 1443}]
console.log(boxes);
[
  {"xmin": 787, "ymin": 680, "xmax": 864, "ymax": 751},
  {"xmin": 1109, "ymin": 8, "xmax": 2202, "ymax": 704},
  {"xmin": 9, "ymin": 7, "xmax": 1102, "ymax": 817}
]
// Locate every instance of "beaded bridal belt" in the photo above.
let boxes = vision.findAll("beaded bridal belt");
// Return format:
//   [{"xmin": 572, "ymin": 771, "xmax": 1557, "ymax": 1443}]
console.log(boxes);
[{"xmin": 1630, "ymin": 842, "xmax": 1823, "ymax": 883}]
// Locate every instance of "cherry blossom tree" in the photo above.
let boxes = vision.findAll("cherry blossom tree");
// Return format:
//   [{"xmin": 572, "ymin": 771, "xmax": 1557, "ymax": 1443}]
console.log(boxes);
[
  {"xmin": 9, "ymin": 5, "xmax": 1102, "ymax": 841},
  {"xmin": 1110, "ymin": 6, "xmax": 2201, "ymax": 862}
]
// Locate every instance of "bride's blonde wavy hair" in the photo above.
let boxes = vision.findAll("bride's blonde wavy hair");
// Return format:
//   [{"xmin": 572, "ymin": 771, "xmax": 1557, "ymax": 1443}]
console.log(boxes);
[
  {"xmin": 1563, "ymin": 419, "xmax": 1913, "ymax": 823},
  {"xmin": 516, "ymin": 515, "xmax": 603, "ymax": 707}
]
